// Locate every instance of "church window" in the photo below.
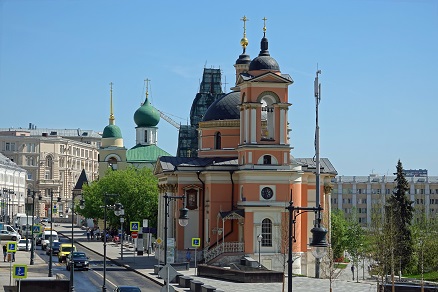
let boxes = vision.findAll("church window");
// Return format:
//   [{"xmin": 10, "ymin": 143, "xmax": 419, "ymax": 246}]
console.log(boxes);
[
  {"xmin": 186, "ymin": 189, "xmax": 198, "ymax": 210},
  {"xmin": 108, "ymin": 157, "xmax": 118, "ymax": 170},
  {"xmin": 261, "ymin": 218, "xmax": 272, "ymax": 247},
  {"xmin": 215, "ymin": 132, "xmax": 221, "ymax": 149},
  {"xmin": 144, "ymin": 130, "xmax": 148, "ymax": 143},
  {"xmin": 45, "ymin": 156, "xmax": 53, "ymax": 179},
  {"xmin": 263, "ymin": 155, "xmax": 271, "ymax": 165},
  {"xmin": 260, "ymin": 95, "xmax": 276, "ymax": 141}
]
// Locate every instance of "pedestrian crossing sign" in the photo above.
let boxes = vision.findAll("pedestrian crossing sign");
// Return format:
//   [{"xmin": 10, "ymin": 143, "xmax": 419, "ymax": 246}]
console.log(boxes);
[
  {"xmin": 13, "ymin": 264, "xmax": 27, "ymax": 279},
  {"xmin": 130, "ymin": 221, "xmax": 140, "ymax": 232},
  {"xmin": 7, "ymin": 242, "xmax": 17, "ymax": 253},
  {"xmin": 32, "ymin": 225, "xmax": 41, "ymax": 233}
]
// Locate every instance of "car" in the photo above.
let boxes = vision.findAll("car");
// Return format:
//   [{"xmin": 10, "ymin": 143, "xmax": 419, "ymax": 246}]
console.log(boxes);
[
  {"xmin": 66, "ymin": 251, "xmax": 90, "ymax": 271},
  {"xmin": 17, "ymin": 238, "xmax": 31, "ymax": 251},
  {"xmin": 41, "ymin": 218, "xmax": 49, "ymax": 225},
  {"xmin": 58, "ymin": 243, "xmax": 76, "ymax": 263},
  {"xmin": 113, "ymin": 286, "xmax": 141, "ymax": 292},
  {"xmin": 0, "ymin": 230, "xmax": 21, "ymax": 241},
  {"xmin": 41, "ymin": 230, "xmax": 59, "ymax": 250},
  {"xmin": 46, "ymin": 241, "xmax": 61, "ymax": 255}
]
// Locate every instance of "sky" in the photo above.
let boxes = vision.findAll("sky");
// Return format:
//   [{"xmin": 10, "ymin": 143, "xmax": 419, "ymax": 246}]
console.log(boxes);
[{"xmin": 0, "ymin": 0, "xmax": 437, "ymax": 176}]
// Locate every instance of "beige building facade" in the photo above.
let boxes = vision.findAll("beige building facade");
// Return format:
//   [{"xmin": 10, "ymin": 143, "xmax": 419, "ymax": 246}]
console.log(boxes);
[
  {"xmin": 0, "ymin": 127, "xmax": 100, "ymax": 219},
  {"xmin": 331, "ymin": 173, "xmax": 438, "ymax": 226}
]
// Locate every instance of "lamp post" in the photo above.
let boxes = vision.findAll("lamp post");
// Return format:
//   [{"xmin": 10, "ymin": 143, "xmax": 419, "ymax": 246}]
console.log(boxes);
[
  {"xmin": 69, "ymin": 195, "xmax": 85, "ymax": 292},
  {"xmin": 26, "ymin": 189, "xmax": 40, "ymax": 261},
  {"xmin": 48, "ymin": 190, "xmax": 61, "ymax": 278},
  {"xmin": 163, "ymin": 194, "xmax": 189, "ymax": 266},
  {"xmin": 285, "ymin": 196, "xmax": 327, "ymax": 292},
  {"xmin": 117, "ymin": 206, "xmax": 125, "ymax": 260},
  {"xmin": 257, "ymin": 234, "xmax": 262, "ymax": 268},
  {"xmin": 101, "ymin": 194, "xmax": 123, "ymax": 292}
]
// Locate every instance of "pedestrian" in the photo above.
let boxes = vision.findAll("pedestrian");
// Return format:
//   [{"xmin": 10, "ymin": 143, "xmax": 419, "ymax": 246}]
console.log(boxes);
[
  {"xmin": 351, "ymin": 265, "xmax": 355, "ymax": 281},
  {"xmin": 2, "ymin": 244, "xmax": 6, "ymax": 262},
  {"xmin": 186, "ymin": 248, "xmax": 191, "ymax": 262},
  {"xmin": 95, "ymin": 227, "xmax": 100, "ymax": 240},
  {"xmin": 86, "ymin": 228, "xmax": 91, "ymax": 241}
]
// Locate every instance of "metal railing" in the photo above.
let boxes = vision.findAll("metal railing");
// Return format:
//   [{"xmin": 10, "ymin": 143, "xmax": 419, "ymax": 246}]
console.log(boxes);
[{"xmin": 204, "ymin": 241, "xmax": 244, "ymax": 263}]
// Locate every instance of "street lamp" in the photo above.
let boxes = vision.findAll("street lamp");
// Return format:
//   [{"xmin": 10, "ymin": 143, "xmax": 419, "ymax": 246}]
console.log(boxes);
[
  {"xmin": 163, "ymin": 194, "xmax": 189, "ymax": 266},
  {"xmin": 257, "ymin": 234, "xmax": 262, "ymax": 268},
  {"xmin": 114, "ymin": 204, "xmax": 125, "ymax": 260},
  {"xmin": 285, "ymin": 197, "xmax": 327, "ymax": 292},
  {"xmin": 26, "ymin": 189, "xmax": 40, "ymax": 265},
  {"xmin": 101, "ymin": 194, "xmax": 123, "ymax": 292},
  {"xmin": 48, "ymin": 190, "xmax": 61, "ymax": 277},
  {"xmin": 70, "ymin": 195, "xmax": 85, "ymax": 292}
]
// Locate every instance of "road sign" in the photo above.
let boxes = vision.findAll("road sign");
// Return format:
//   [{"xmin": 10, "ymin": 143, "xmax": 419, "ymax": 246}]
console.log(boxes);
[
  {"xmin": 7, "ymin": 242, "xmax": 17, "ymax": 253},
  {"xmin": 192, "ymin": 237, "xmax": 200, "ymax": 247},
  {"xmin": 156, "ymin": 237, "xmax": 162, "ymax": 245},
  {"xmin": 158, "ymin": 264, "xmax": 179, "ymax": 283},
  {"xmin": 13, "ymin": 265, "xmax": 27, "ymax": 279},
  {"xmin": 53, "ymin": 205, "xmax": 57, "ymax": 213},
  {"xmin": 32, "ymin": 225, "xmax": 41, "ymax": 233},
  {"xmin": 131, "ymin": 232, "xmax": 138, "ymax": 239},
  {"xmin": 130, "ymin": 221, "xmax": 140, "ymax": 232}
]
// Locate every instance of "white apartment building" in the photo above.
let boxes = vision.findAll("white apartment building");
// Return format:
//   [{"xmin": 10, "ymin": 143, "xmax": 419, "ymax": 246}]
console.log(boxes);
[
  {"xmin": 331, "ymin": 172, "xmax": 438, "ymax": 227},
  {"xmin": 0, "ymin": 125, "xmax": 101, "ymax": 219},
  {"xmin": 0, "ymin": 153, "xmax": 26, "ymax": 224}
]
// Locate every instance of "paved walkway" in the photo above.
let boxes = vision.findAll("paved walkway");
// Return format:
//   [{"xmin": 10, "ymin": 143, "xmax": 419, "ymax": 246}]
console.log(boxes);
[
  {"xmin": 0, "ymin": 224, "xmax": 379, "ymax": 292},
  {"xmin": 54, "ymin": 224, "xmax": 378, "ymax": 292}
]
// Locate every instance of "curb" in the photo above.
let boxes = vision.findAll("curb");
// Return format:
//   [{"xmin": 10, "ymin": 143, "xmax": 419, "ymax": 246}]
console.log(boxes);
[{"xmin": 56, "ymin": 230, "xmax": 165, "ymax": 288}]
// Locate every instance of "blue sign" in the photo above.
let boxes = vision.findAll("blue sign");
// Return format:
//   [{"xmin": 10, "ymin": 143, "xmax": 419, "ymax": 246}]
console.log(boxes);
[
  {"xmin": 32, "ymin": 225, "xmax": 41, "ymax": 233},
  {"xmin": 7, "ymin": 242, "xmax": 17, "ymax": 252},
  {"xmin": 130, "ymin": 222, "xmax": 140, "ymax": 232},
  {"xmin": 192, "ymin": 238, "xmax": 200, "ymax": 247},
  {"xmin": 13, "ymin": 265, "xmax": 27, "ymax": 279}
]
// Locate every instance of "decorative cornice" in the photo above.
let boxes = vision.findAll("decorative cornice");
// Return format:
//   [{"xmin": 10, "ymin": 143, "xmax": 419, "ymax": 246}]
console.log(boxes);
[{"xmin": 199, "ymin": 120, "xmax": 240, "ymax": 128}]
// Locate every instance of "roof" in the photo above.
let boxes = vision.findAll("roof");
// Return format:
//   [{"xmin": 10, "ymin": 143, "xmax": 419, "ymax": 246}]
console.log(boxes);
[
  {"xmin": 156, "ymin": 156, "xmax": 337, "ymax": 174},
  {"xmin": 202, "ymin": 91, "xmax": 240, "ymax": 122},
  {"xmin": 73, "ymin": 169, "xmax": 88, "ymax": 190},
  {"xmin": 102, "ymin": 124, "xmax": 122, "ymax": 139},
  {"xmin": 0, "ymin": 128, "xmax": 101, "ymax": 138},
  {"xmin": 126, "ymin": 144, "xmax": 171, "ymax": 162},
  {"xmin": 134, "ymin": 98, "xmax": 160, "ymax": 127},
  {"xmin": 293, "ymin": 158, "xmax": 338, "ymax": 175}
]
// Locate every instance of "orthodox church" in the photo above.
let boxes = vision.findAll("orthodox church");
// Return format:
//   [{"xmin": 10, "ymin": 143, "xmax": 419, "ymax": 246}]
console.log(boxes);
[
  {"xmin": 154, "ymin": 19, "xmax": 337, "ymax": 275},
  {"xmin": 98, "ymin": 83, "xmax": 170, "ymax": 176}
]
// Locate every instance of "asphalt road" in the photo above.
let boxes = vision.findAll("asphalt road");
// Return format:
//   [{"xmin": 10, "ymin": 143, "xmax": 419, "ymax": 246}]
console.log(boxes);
[{"xmin": 35, "ymin": 236, "xmax": 162, "ymax": 292}]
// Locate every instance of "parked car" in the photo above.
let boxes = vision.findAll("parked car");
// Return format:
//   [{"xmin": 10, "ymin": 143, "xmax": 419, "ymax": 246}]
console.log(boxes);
[
  {"xmin": 17, "ymin": 238, "xmax": 31, "ymax": 251},
  {"xmin": 66, "ymin": 251, "xmax": 89, "ymax": 271},
  {"xmin": 0, "ymin": 230, "xmax": 21, "ymax": 241},
  {"xmin": 113, "ymin": 286, "xmax": 141, "ymax": 292},
  {"xmin": 46, "ymin": 241, "xmax": 61, "ymax": 255},
  {"xmin": 58, "ymin": 243, "xmax": 76, "ymax": 263}
]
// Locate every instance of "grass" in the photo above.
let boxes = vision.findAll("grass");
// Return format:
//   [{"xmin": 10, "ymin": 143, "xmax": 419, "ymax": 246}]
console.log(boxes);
[
  {"xmin": 334, "ymin": 263, "xmax": 348, "ymax": 269},
  {"xmin": 405, "ymin": 270, "xmax": 438, "ymax": 282}
]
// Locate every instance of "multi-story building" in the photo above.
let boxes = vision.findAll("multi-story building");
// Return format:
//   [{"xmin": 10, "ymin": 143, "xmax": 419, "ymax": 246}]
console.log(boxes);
[
  {"xmin": 0, "ymin": 126, "xmax": 100, "ymax": 218},
  {"xmin": 0, "ymin": 153, "xmax": 26, "ymax": 224},
  {"xmin": 331, "ymin": 172, "xmax": 438, "ymax": 226}
]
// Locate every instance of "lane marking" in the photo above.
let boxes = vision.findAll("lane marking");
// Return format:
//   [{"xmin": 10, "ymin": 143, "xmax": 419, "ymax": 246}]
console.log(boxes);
[{"xmin": 90, "ymin": 269, "xmax": 117, "ymax": 289}]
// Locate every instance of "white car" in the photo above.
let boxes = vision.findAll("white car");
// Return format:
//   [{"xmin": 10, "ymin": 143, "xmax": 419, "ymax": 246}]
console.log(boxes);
[
  {"xmin": 17, "ymin": 238, "xmax": 31, "ymax": 251},
  {"xmin": 0, "ymin": 230, "xmax": 21, "ymax": 241}
]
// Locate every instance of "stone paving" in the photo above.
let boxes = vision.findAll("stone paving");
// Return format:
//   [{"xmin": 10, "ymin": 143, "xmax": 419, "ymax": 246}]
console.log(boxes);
[{"xmin": 1, "ymin": 224, "xmax": 379, "ymax": 292}]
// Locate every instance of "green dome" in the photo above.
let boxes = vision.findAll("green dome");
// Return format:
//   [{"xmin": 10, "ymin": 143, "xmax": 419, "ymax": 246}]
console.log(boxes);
[
  {"xmin": 134, "ymin": 98, "xmax": 160, "ymax": 127},
  {"xmin": 102, "ymin": 124, "xmax": 123, "ymax": 138}
]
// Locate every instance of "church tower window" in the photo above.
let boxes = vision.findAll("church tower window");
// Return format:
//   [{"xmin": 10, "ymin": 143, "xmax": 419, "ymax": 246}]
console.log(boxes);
[
  {"xmin": 215, "ymin": 132, "xmax": 221, "ymax": 149},
  {"xmin": 261, "ymin": 218, "xmax": 272, "ymax": 247}
]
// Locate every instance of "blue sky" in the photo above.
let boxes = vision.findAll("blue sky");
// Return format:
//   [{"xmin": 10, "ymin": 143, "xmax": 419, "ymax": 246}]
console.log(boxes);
[{"xmin": 0, "ymin": 0, "xmax": 437, "ymax": 176}]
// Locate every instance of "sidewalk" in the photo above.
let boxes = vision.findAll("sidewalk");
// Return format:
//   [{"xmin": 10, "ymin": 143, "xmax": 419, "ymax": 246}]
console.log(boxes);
[
  {"xmin": 0, "ymin": 242, "xmax": 50, "ymax": 292},
  {"xmin": 55, "ymin": 224, "xmax": 378, "ymax": 292}
]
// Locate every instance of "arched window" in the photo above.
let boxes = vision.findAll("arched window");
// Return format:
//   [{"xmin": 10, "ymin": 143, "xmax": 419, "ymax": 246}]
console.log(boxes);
[
  {"xmin": 263, "ymin": 155, "xmax": 271, "ymax": 165},
  {"xmin": 215, "ymin": 132, "xmax": 221, "ymax": 149},
  {"xmin": 108, "ymin": 157, "xmax": 118, "ymax": 170},
  {"xmin": 261, "ymin": 218, "xmax": 272, "ymax": 247}
]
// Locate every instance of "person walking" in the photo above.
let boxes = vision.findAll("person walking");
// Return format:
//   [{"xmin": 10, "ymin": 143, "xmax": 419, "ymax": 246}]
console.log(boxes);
[
  {"xmin": 2, "ymin": 244, "xmax": 6, "ymax": 262},
  {"xmin": 351, "ymin": 265, "xmax": 355, "ymax": 281},
  {"xmin": 86, "ymin": 228, "xmax": 91, "ymax": 241}
]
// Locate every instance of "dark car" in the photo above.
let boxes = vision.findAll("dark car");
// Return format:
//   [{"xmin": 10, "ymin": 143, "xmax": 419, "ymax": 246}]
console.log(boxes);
[
  {"xmin": 113, "ymin": 286, "xmax": 141, "ymax": 292},
  {"xmin": 46, "ymin": 241, "xmax": 61, "ymax": 255},
  {"xmin": 66, "ymin": 252, "xmax": 89, "ymax": 271}
]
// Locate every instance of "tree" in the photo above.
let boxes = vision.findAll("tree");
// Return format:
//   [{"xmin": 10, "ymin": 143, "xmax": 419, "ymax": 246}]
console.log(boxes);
[
  {"xmin": 330, "ymin": 209, "xmax": 348, "ymax": 261},
  {"xmin": 344, "ymin": 207, "xmax": 365, "ymax": 282},
  {"xmin": 76, "ymin": 167, "xmax": 159, "ymax": 234},
  {"xmin": 385, "ymin": 160, "xmax": 414, "ymax": 273}
]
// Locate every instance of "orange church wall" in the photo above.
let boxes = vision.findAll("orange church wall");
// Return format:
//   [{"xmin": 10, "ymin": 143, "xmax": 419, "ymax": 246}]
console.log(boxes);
[
  {"xmin": 200, "ymin": 127, "xmax": 240, "ymax": 150},
  {"xmin": 243, "ymin": 211, "xmax": 254, "ymax": 253}
]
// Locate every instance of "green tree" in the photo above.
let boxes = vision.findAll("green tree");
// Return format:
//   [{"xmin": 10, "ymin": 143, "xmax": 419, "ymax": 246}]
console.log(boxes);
[
  {"xmin": 330, "ymin": 209, "xmax": 348, "ymax": 260},
  {"xmin": 76, "ymin": 167, "xmax": 159, "ymax": 234},
  {"xmin": 385, "ymin": 160, "xmax": 414, "ymax": 272},
  {"xmin": 344, "ymin": 207, "xmax": 365, "ymax": 280}
]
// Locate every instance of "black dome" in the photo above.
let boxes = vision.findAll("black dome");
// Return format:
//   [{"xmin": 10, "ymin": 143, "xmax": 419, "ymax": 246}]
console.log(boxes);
[
  {"xmin": 249, "ymin": 55, "xmax": 280, "ymax": 71},
  {"xmin": 202, "ymin": 92, "xmax": 240, "ymax": 121},
  {"xmin": 249, "ymin": 36, "xmax": 280, "ymax": 71}
]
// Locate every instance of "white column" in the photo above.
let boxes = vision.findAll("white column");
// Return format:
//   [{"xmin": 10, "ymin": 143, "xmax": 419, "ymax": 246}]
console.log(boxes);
[
  {"xmin": 279, "ymin": 108, "xmax": 285, "ymax": 144},
  {"xmin": 250, "ymin": 107, "xmax": 256, "ymax": 144}
]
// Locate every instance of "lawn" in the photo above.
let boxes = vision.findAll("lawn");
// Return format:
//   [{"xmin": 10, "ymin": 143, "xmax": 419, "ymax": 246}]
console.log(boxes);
[{"xmin": 405, "ymin": 271, "xmax": 438, "ymax": 282}]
